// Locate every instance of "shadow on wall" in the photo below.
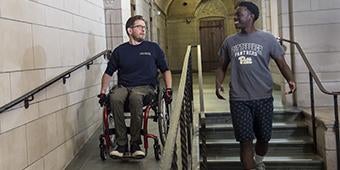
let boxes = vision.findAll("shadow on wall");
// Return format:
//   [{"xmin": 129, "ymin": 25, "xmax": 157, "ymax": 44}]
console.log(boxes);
[
  {"xmin": 74, "ymin": 32, "xmax": 102, "ymax": 155},
  {"xmin": 23, "ymin": 45, "xmax": 47, "ymax": 103},
  {"xmin": 2, "ymin": 45, "xmax": 40, "ymax": 109},
  {"xmin": 32, "ymin": 45, "xmax": 72, "ymax": 169}
]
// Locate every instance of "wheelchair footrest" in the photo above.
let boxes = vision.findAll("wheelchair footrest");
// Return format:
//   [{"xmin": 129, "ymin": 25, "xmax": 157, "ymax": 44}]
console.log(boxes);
[
  {"xmin": 109, "ymin": 154, "xmax": 145, "ymax": 160},
  {"xmin": 105, "ymin": 128, "xmax": 146, "ymax": 135}
]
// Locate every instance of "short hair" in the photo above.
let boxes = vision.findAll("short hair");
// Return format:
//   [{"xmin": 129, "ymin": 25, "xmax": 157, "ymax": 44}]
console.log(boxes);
[
  {"xmin": 237, "ymin": 1, "xmax": 259, "ymax": 21},
  {"xmin": 125, "ymin": 15, "xmax": 145, "ymax": 35}
]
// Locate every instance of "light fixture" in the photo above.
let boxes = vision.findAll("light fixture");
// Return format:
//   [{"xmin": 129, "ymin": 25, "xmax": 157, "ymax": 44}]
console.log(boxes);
[{"xmin": 185, "ymin": 17, "xmax": 192, "ymax": 24}]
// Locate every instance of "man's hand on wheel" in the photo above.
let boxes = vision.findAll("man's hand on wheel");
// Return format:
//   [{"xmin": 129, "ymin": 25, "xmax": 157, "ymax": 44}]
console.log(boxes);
[
  {"xmin": 164, "ymin": 88, "xmax": 173, "ymax": 104},
  {"xmin": 97, "ymin": 93, "xmax": 106, "ymax": 107}
]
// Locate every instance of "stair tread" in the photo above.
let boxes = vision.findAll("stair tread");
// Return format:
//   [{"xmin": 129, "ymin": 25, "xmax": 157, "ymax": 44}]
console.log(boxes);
[
  {"xmin": 200, "ymin": 109, "xmax": 323, "ymax": 168},
  {"xmin": 205, "ymin": 155, "xmax": 323, "ymax": 163},
  {"xmin": 204, "ymin": 137, "xmax": 313, "ymax": 144},
  {"xmin": 205, "ymin": 122, "xmax": 306, "ymax": 128},
  {"xmin": 205, "ymin": 109, "xmax": 302, "ymax": 115}
]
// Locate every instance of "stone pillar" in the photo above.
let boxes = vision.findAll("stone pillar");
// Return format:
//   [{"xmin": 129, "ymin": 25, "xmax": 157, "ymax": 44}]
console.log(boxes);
[{"xmin": 104, "ymin": 0, "xmax": 131, "ymax": 50}]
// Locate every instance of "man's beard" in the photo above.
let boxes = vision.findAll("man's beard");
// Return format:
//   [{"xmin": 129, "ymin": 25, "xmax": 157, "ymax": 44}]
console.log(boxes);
[{"xmin": 133, "ymin": 34, "xmax": 144, "ymax": 42}]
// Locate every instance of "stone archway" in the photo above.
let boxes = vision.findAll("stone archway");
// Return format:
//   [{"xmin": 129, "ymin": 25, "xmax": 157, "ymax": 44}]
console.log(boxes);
[
  {"xmin": 195, "ymin": 0, "xmax": 227, "ymax": 19},
  {"xmin": 195, "ymin": 0, "xmax": 228, "ymax": 71}
]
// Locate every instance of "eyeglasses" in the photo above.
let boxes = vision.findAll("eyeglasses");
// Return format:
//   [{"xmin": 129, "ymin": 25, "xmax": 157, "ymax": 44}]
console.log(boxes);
[{"xmin": 131, "ymin": 25, "xmax": 147, "ymax": 30}]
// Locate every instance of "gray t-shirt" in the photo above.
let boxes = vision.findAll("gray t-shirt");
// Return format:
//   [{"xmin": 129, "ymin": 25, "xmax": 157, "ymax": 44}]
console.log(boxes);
[{"xmin": 219, "ymin": 30, "xmax": 284, "ymax": 101}]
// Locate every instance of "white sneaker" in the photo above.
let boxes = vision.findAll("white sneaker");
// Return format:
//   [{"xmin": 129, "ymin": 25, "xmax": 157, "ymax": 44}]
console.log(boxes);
[
  {"xmin": 132, "ymin": 150, "xmax": 145, "ymax": 158},
  {"xmin": 130, "ymin": 144, "xmax": 145, "ymax": 159},
  {"xmin": 255, "ymin": 162, "xmax": 266, "ymax": 170},
  {"xmin": 110, "ymin": 150, "xmax": 124, "ymax": 158},
  {"xmin": 109, "ymin": 145, "xmax": 127, "ymax": 158}
]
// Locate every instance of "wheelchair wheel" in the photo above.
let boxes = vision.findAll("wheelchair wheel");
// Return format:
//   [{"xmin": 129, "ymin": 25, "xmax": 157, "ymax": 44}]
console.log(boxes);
[
  {"xmin": 158, "ymin": 96, "xmax": 171, "ymax": 146},
  {"xmin": 154, "ymin": 143, "xmax": 161, "ymax": 161},
  {"xmin": 99, "ymin": 135, "xmax": 108, "ymax": 160},
  {"xmin": 99, "ymin": 105, "xmax": 114, "ymax": 161}
]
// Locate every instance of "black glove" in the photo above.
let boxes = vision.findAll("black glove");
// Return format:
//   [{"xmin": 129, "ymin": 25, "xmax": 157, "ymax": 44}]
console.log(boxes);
[
  {"xmin": 163, "ymin": 88, "xmax": 173, "ymax": 104},
  {"xmin": 97, "ymin": 93, "xmax": 107, "ymax": 107}
]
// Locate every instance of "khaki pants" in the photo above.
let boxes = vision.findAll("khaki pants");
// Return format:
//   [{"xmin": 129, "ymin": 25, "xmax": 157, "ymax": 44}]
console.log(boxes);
[{"xmin": 109, "ymin": 85, "xmax": 155, "ymax": 146}]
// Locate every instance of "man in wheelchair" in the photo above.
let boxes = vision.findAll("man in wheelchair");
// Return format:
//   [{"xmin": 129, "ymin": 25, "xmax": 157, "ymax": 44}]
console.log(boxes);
[{"xmin": 98, "ymin": 15, "xmax": 172, "ymax": 159}]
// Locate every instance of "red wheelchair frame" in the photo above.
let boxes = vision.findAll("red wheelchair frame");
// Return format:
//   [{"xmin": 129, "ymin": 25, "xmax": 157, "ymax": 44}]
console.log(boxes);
[{"xmin": 99, "ymin": 87, "xmax": 171, "ymax": 161}]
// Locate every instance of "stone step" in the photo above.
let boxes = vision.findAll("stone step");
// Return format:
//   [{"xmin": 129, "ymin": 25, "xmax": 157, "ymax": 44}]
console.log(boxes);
[
  {"xmin": 200, "ymin": 138, "xmax": 314, "ymax": 156},
  {"xmin": 199, "ymin": 109, "xmax": 323, "ymax": 169},
  {"xmin": 202, "ymin": 122, "xmax": 309, "ymax": 139},
  {"xmin": 204, "ymin": 109, "xmax": 304, "ymax": 124},
  {"xmin": 201, "ymin": 155, "xmax": 323, "ymax": 170}
]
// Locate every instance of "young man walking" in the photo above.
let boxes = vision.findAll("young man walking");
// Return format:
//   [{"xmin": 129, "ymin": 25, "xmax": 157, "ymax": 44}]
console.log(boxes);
[{"xmin": 215, "ymin": 2, "xmax": 296, "ymax": 169}]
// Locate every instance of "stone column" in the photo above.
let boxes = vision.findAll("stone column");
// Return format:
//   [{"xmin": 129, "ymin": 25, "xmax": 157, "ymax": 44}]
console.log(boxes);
[{"xmin": 104, "ymin": 0, "xmax": 131, "ymax": 50}]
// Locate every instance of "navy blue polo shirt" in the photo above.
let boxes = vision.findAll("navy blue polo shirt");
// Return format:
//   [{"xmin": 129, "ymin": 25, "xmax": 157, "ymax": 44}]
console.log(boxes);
[{"xmin": 105, "ymin": 41, "xmax": 169, "ymax": 87}]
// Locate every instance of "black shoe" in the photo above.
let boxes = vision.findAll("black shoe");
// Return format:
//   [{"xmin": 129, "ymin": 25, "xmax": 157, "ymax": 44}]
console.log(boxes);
[
  {"xmin": 130, "ymin": 143, "xmax": 145, "ymax": 159},
  {"xmin": 110, "ymin": 145, "xmax": 128, "ymax": 158}
]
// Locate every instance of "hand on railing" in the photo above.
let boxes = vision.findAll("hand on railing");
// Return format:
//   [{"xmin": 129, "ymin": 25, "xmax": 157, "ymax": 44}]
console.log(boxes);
[
  {"xmin": 285, "ymin": 81, "xmax": 296, "ymax": 95},
  {"xmin": 97, "ymin": 93, "xmax": 107, "ymax": 107},
  {"xmin": 163, "ymin": 88, "xmax": 173, "ymax": 104}
]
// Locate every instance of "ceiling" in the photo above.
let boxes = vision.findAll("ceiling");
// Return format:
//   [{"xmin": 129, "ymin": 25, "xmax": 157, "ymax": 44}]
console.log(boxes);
[
  {"xmin": 155, "ymin": 0, "xmax": 235, "ymax": 18},
  {"xmin": 154, "ymin": 0, "xmax": 200, "ymax": 15}
]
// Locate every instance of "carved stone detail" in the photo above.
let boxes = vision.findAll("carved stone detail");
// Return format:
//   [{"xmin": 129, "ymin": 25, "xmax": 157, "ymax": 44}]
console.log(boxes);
[{"xmin": 195, "ymin": 0, "xmax": 227, "ymax": 18}]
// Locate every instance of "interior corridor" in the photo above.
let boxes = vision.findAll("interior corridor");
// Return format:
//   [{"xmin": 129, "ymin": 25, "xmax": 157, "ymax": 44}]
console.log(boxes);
[{"xmin": 65, "ymin": 72, "xmax": 284, "ymax": 170}]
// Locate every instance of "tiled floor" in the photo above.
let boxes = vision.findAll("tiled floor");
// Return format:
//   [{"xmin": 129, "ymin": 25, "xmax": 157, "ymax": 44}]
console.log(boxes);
[{"xmin": 65, "ymin": 72, "xmax": 284, "ymax": 170}]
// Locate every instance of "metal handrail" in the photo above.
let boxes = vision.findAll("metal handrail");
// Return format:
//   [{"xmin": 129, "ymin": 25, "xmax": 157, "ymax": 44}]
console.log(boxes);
[
  {"xmin": 196, "ymin": 45, "xmax": 205, "ymax": 120},
  {"xmin": 280, "ymin": 38, "xmax": 340, "ymax": 95},
  {"xmin": 160, "ymin": 44, "xmax": 205, "ymax": 169},
  {"xmin": 161, "ymin": 45, "xmax": 194, "ymax": 169},
  {"xmin": 0, "ymin": 50, "xmax": 110, "ymax": 113},
  {"xmin": 280, "ymin": 38, "xmax": 340, "ymax": 169},
  {"xmin": 197, "ymin": 45, "xmax": 207, "ymax": 170}
]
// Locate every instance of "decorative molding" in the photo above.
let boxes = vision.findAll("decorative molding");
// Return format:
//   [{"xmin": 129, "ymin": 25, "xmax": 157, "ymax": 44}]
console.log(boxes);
[
  {"xmin": 104, "ymin": 0, "xmax": 116, "ymax": 9},
  {"xmin": 195, "ymin": 0, "xmax": 227, "ymax": 18}
]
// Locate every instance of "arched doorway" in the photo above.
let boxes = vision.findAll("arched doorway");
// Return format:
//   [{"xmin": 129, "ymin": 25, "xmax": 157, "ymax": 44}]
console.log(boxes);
[
  {"xmin": 199, "ymin": 18, "xmax": 225, "ymax": 71},
  {"xmin": 195, "ymin": 0, "xmax": 228, "ymax": 72}
]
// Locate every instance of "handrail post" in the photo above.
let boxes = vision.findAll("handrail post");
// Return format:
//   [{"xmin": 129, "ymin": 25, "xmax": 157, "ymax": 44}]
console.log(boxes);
[
  {"xmin": 288, "ymin": 0, "xmax": 297, "ymax": 107},
  {"xmin": 309, "ymin": 72, "xmax": 317, "ymax": 152},
  {"xmin": 334, "ymin": 95, "xmax": 340, "ymax": 170},
  {"xmin": 200, "ymin": 115, "xmax": 207, "ymax": 170}
]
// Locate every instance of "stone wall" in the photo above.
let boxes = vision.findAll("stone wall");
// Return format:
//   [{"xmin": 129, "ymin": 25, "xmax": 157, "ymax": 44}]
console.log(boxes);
[
  {"xmin": 279, "ymin": 0, "xmax": 340, "ymax": 107},
  {"xmin": 0, "ymin": 0, "xmax": 106, "ymax": 169}
]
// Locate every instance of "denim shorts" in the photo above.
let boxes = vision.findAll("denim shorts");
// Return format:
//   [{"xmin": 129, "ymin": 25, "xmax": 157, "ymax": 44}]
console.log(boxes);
[{"xmin": 230, "ymin": 97, "xmax": 273, "ymax": 142}]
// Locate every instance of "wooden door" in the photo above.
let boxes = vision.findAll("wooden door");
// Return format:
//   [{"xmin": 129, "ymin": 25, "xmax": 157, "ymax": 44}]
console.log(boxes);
[{"xmin": 199, "ymin": 19, "xmax": 225, "ymax": 72}]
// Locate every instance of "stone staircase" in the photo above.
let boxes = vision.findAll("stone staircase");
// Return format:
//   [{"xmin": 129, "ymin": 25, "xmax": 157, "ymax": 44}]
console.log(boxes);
[{"xmin": 200, "ymin": 109, "xmax": 324, "ymax": 170}]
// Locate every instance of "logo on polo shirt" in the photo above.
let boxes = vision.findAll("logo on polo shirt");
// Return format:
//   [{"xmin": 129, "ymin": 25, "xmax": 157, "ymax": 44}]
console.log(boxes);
[{"xmin": 140, "ymin": 52, "xmax": 151, "ymax": 56}]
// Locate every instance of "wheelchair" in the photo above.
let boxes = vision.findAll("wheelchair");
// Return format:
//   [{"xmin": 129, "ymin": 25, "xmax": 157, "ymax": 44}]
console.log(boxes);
[{"xmin": 99, "ymin": 86, "xmax": 171, "ymax": 161}]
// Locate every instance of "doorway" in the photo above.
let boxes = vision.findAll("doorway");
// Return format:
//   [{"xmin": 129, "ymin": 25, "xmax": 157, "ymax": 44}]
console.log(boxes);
[{"xmin": 199, "ymin": 19, "xmax": 225, "ymax": 72}]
